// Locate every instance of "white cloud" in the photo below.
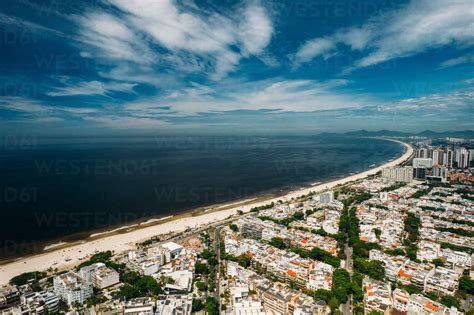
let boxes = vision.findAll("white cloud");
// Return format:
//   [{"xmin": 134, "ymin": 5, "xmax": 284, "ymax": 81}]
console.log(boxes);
[
  {"xmin": 120, "ymin": 78, "xmax": 367, "ymax": 116},
  {"xmin": 0, "ymin": 97, "xmax": 97, "ymax": 114},
  {"xmin": 75, "ymin": 12, "xmax": 155, "ymax": 64},
  {"xmin": 30, "ymin": 117, "xmax": 64, "ymax": 123},
  {"xmin": 293, "ymin": 38, "xmax": 335, "ymax": 65},
  {"xmin": 293, "ymin": 0, "xmax": 474, "ymax": 70},
  {"xmin": 238, "ymin": 3, "xmax": 273, "ymax": 56},
  {"xmin": 439, "ymin": 54, "xmax": 474, "ymax": 69},
  {"xmin": 83, "ymin": 116, "xmax": 169, "ymax": 129},
  {"xmin": 0, "ymin": 12, "xmax": 66, "ymax": 37},
  {"xmin": 47, "ymin": 80, "xmax": 137, "ymax": 97},
  {"xmin": 76, "ymin": 0, "xmax": 274, "ymax": 79},
  {"xmin": 377, "ymin": 88, "xmax": 474, "ymax": 112}
]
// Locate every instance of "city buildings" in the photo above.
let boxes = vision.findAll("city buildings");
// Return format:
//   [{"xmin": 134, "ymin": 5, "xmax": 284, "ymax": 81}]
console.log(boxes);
[
  {"xmin": 2, "ymin": 140, "xmax": 472, "ymax": 315},
  {"xmin": 53, "ymin": 272, "xmax": 93, "ymax": 306},
  {"xmin": 79, "ymin": 262, "xmax": 120, "ymax": 289},
  {"xmin": 155, "ymin": 295, "xmax": 193, "ymax": 315},
  {"xmin": 363, "ymin": 277, "xmax": 392, "ymax": 315}
]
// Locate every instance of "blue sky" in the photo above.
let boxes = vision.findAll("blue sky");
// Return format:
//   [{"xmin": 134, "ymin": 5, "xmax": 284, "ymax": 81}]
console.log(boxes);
[{"xmin": 0, "ymin": 0, "xmax": 473, "ymax": 135}]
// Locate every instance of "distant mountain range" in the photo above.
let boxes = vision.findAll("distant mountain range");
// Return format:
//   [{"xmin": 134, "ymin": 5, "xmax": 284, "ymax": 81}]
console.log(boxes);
[{"xmin": 320, "ymin": 130, "xmax": 474, "ymax": 138}]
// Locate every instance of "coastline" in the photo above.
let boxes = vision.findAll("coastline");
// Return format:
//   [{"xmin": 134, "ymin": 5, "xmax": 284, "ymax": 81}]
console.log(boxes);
[{"xmin": 0, "ymin": 138, "xmax": 413, "ymax": 285}]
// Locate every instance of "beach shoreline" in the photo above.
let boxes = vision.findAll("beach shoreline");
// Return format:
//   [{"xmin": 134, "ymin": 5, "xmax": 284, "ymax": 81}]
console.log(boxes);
[{"xmin": 0, "ymin": 138, "xmax": 413, "ymax": 285}]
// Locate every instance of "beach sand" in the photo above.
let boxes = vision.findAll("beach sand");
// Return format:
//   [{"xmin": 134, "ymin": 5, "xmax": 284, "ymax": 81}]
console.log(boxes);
[{"xmin": 0, "ymin": 139, "xmax": 413, "ymax": 285}]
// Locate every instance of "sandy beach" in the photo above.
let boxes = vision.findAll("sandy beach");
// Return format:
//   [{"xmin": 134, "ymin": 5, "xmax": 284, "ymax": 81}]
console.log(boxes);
[{"xmin": 0, "ymin": 139, "xmax": 413, "ymax": 285}]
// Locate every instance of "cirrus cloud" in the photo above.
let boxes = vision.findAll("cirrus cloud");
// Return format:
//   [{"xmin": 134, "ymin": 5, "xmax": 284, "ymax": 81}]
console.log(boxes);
[{"xmin": 293, "ymin": 0, "xmax": 474, "ymax": 71}]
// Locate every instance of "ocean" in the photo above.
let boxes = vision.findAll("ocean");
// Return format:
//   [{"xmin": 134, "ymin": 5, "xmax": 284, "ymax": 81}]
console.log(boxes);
[{"xmin": 0, "ymin": 135, "xmax": 404, "ymax": 258}]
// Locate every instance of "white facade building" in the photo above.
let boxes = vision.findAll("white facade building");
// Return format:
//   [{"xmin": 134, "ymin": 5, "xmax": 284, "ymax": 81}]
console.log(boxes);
[
  {"xmin": 413, "ymin": 158, "xmax": 433, "ymax": 169},
  {"xmin": 381, "ymin": 166, "xmax": 414, "ymax": 183},
  {"xmin": 92, "ymin": 265, "xmax": 120, "ymax": 289},
  {"xmin": 53, "ymin": 272, "xmax": 93, "ymax": 306}
]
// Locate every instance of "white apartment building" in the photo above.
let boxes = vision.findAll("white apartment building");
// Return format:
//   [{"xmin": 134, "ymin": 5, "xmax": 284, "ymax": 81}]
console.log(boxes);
[
  {"xmin": 156, "ymin": 295, "xmax": 193, "ymax": 315},
  {"xmin": 363, "ymin": 278, "xmax": 392, "ymax": 315},
  {"xmin": 53, "ymin": 272, "xmax": 93, "ymax": 306},
  {"xmin": 413, "ymin": 158, "xmax": 434, "ymax": 169},
  {"xmin": 92, "ymin": 265, "xmax": 120, "ymax": 289},
  {"xmin": 432, "ymin": 149, "xmax": 444, "ymax": 166},
  {"xmin": 406, "ymin": 294, "xmax": 462, "ymax": 315},
  {"xmin": 439, "ymin": 248, "xmax": 472, "ymax": 267},
  {"xmin": 160, "ymin": 242, "xmax": 183, "ymax": 259},
  {"xmin": 140, "ymin": 259, "xmax": 160, "ymax": 276},
  {"xmin": 124, "ymin": 297, "xmax": 154, "ymax": 315},
  {"xmin": 382, "ymin": 166, "xmax": 414, "ymax": 183},
  {"xmin": 417, "ymin": 240, "xmax": 440, "ymax": 261},
  {"xmin": 424, "ymin": 267, "xmax": 460, "ymax": 296},
  {"xmin": 392, "ymin": 288, "xmax": 409, "ymax": 313},
  {"xmin": 232, "ymin": 300, "xmax": 266, "ymax": 315},
  {"xmin": 455, "ymin": 148, "xmax": 470, "ymax": 168},
  {"xmin": 79, "ymin": 263, "xmax": 120, "ymax": 289},
  {"xmin": 318, "ymin": 191, "xmax": 334, "ymax": 204}
]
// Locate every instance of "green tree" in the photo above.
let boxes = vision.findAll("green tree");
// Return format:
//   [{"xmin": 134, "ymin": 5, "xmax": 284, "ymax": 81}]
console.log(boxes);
[
  {"xmin": 440, "ymin": 295, "xmax": 460, "ymax": 309},
  {"xmin": 459, "ymin": 275, "xmax": 474, "ymax": 295},
  {"xmin": 121, "ymin": 271, "xmax": 140, "ymax": 284},
  {"xmin": 86, "ymin": 295, "xmax": 106, "ymax": 307},
  {"xmin": 77, "ymin": 251, "xmax": 113, "ymax": 269},
  {"xmin": 354, "ymin": 258, "xmax": 385, "ymax": 280},
  {"xmin": 384, "ymin": 248, "xmax": 405, "ymax": 256},
  {"xmin": 196, "ymin": 281, "xmax": 207, "ymax": 291},
  {"xmin": 374, "ymin": 228, "xmax": 381, "ymax": 240},
  {"xmin": 332, "ymin": 269, "xmax": 351, "ymax": 304},
  {"xmin": 351, "ymin": 272, "xmax": 364, "ymax": 304},
  {"xmin": 310, "ymin": 289, "xmax": 332, "ymax": 302},
  {"xmin": 192, "ymin": 299, "xmax": 204, "ymax": 312},
  {"xmin": 205, "ymin": 297, "xmax": 219, "ymax": 315},
  {"xmin": 10, "ymin": 271, "xmax": 47, "ymax": 286},
  {"xmin": 270, "ymin": 237, "xmax": 286, "ymax": 249},
  {"xmin": 328, "ymin": 297, "xmax": 340, "ymax": 311},
  {"xmin": 195, "ymin": 262, "xmax": 209, "ymax": 274}
]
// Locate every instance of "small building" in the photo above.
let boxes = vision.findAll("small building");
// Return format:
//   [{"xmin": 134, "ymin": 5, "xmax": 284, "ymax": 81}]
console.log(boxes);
[
  {"xmin": 155, "ymin": 295, "xmax": 193, "ymax": 315},
  {"xmin": 124, "ymin": 297, "xmax": 154, "ymax": 315},
  {"xmin": 160, "ymin": 242, "xmax": 183, "ymax": 260}
]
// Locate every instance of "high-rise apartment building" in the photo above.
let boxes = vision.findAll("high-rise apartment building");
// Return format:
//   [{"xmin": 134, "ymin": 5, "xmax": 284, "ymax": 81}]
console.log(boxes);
[
  {"xmin": 432, "ymin": 149, "xmax": 444, "ymax": 166},
  {"xmin": 382, "ymin": 166, "xmax": 414, "ymax": 183},
  {"xmin": 413, "ymin": 158, "xmax": 433, "ymax": 169},
  {"xmin": 455, "ymin": 148, "xmax": 470, "ymax": 168}
]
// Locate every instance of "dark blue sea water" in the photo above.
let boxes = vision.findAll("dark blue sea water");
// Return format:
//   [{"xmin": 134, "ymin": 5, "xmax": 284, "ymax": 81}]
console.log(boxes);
[{"xmin": 0, "ymin": 135, "xmax": 404, "ymax": 258}]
